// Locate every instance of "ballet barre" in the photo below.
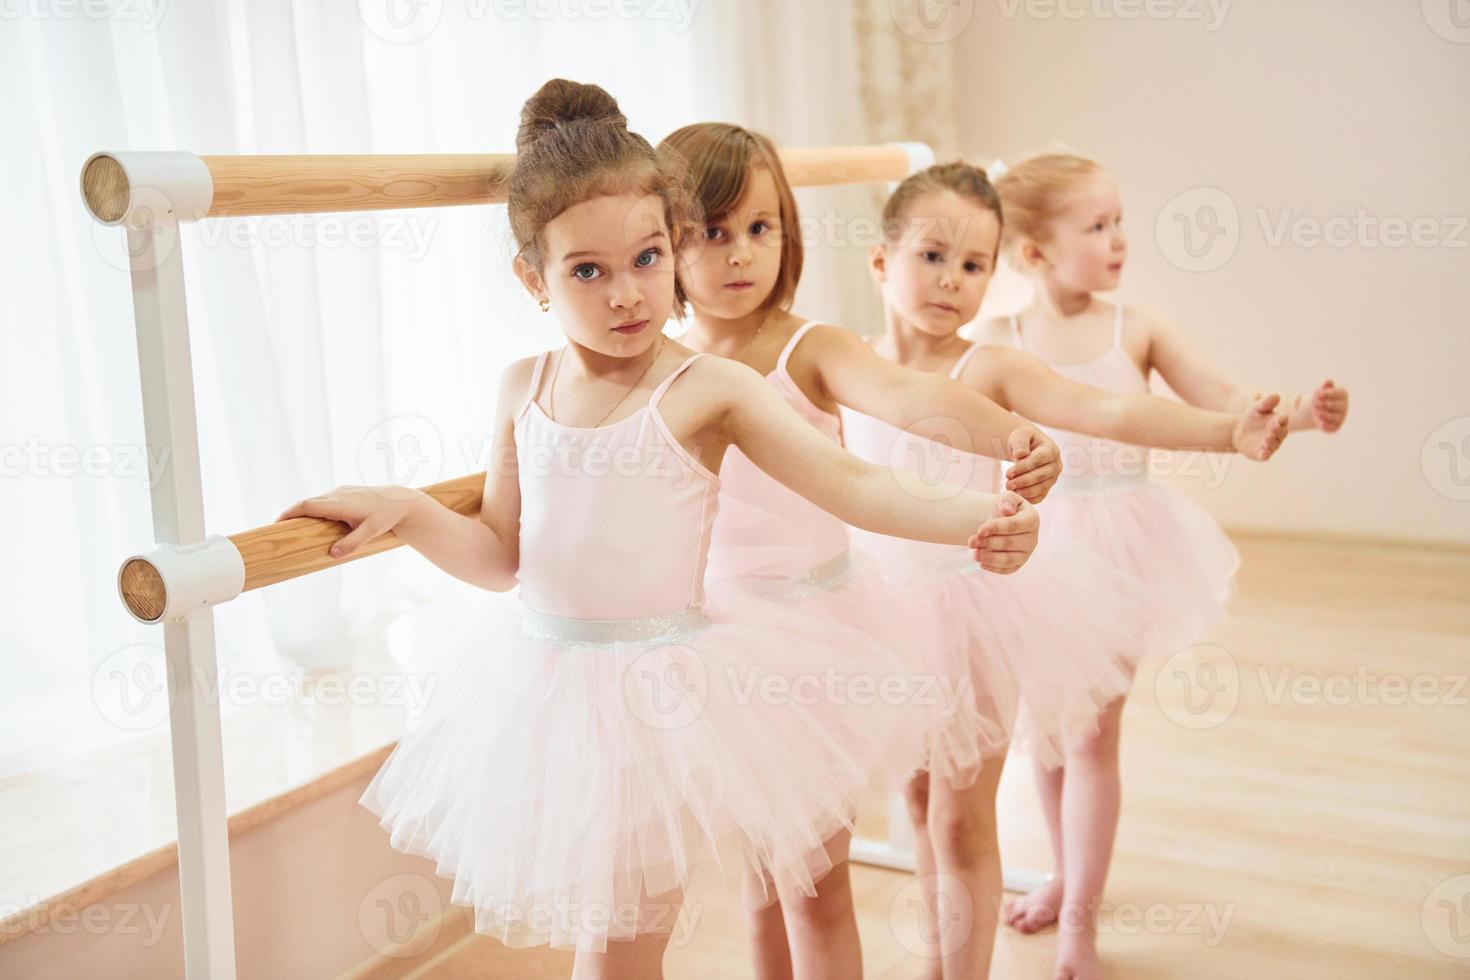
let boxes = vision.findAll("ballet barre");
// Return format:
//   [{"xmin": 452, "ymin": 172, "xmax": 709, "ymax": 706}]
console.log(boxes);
[{"xmin": 86, "ymin": 141, "xmax": 939, "ymax": 980}]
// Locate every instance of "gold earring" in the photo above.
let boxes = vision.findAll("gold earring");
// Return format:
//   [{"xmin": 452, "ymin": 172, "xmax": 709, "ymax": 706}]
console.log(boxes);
[{"xmin": 539, "ymin": 298, "xmax": 550, "ymax": 313}]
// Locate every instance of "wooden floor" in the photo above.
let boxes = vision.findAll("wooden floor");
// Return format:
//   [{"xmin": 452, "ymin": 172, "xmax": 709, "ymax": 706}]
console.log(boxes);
[{"xmin": 373, "ymin": 534, "xmax": 1470, "ymax": 978}]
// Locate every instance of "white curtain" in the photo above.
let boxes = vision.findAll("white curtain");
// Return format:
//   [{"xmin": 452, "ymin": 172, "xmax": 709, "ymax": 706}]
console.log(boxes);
[{"xmin": 1, "ymin": 2, "xmax": 898, "ymax": 783}]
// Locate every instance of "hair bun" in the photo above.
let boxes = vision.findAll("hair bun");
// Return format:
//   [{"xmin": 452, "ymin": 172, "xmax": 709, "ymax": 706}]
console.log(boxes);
[{"xmin": 516, "ymin": 79, "xmax": 627, "ymax": 153}]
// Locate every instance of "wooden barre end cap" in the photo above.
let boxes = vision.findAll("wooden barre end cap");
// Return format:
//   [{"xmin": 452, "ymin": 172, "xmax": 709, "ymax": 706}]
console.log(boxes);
[
  {"xmin": 81, "ymin": 154, "xmax": 130, "ymax": 224},
  {"xmin": 119, "ymin": 557, "xmax": 166, "ymax": 623}
]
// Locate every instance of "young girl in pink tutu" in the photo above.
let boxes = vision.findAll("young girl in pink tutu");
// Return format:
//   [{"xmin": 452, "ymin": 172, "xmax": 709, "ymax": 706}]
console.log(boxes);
[
  {"xmin": 971, "ymin": 153, "xmax": 1347, "ymax": 980},
  {"xmin": 843, "ymin": 160, "xmax": 1292, "ymax": 980},
  {"xmin": 660, "ymin": 127, "xmax": 1288, "ymax": 979},
  {"xmin": 277, "ymin": 80, "xmax": 1043, "ymax": 979}
]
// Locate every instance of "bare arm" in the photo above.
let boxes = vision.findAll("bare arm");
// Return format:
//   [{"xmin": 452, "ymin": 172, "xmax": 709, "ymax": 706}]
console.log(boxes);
[
  {"xmin": 1142, "ymin": 307, "xmax": 1348, "ymax": 433},
  {"xmin": 804, "ymin": 324, "xmax": 1059, "ymax": 492},
  {"xmin": 279, "ymin": 359, "xmax": 528, "ymax": 590},
  {"xmin": 971, "ymin": 345, "xmax": 1284, "ymax": 455},
  {"xmin": 684, "ymin": 357, "xmax": 1034, "ymax": 566}
]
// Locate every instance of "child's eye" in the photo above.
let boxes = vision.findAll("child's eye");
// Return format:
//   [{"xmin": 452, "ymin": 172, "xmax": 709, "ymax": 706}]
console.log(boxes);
[
  {"xmin": 572, "ymin": 263, "xmax": 601, "ymax": 281},
  {"xmin": 922, "ymin": 250, "xmax": 944, "ymax": 263},
  {"xmin": 965, "ymin": 261, "xmax": 985, "ymax": 274},
  {"xmin": 751, "ymin": 220, "xmax": 770, "ymax": 236},
  {"xmin": 706, "ymin": 226, "xmax": 726, "ymax": 242},
  {"xmin": 635, "ymin": 247, "xmax": 662, "ymax": 268}
]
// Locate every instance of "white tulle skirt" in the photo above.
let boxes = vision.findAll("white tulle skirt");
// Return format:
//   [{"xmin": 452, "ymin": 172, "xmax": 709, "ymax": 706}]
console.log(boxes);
[{"xmin": 359, "ymin": 582, "xmax": 936, "ymax": 952}]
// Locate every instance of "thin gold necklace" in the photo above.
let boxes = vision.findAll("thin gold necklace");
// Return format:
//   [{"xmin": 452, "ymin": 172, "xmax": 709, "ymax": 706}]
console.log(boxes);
[{"xmin": 548, "ymin": 334, "xmax": 667, "ymax": 427}]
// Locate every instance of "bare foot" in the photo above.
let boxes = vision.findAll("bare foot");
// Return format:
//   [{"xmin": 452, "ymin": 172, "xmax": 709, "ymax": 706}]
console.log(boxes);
[
  {"xmin": 1053, "ymin": 927, "xmax": 1102, "ymax": 980},
  {"xmin": 1003, "ymin": 876, "xmax": 1063, "ymax": 933}
]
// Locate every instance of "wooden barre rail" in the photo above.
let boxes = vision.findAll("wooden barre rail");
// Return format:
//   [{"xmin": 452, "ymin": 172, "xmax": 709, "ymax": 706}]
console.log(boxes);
[
  {"xmin": 81, "ymin": 144, "xmax": 917, "ymax": 221},
  {"xmin": 118, "ymin": 474, "xmax": 486, "ymax": 622}
]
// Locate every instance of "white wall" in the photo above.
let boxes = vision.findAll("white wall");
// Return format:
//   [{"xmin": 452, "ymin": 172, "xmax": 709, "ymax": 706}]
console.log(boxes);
[{"xmin": 941, "ymin": 0, "xmax": 1469, "ymax": 545}]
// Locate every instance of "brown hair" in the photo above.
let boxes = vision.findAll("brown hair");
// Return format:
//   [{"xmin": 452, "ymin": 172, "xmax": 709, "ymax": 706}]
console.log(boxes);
[
  {"xmin": 881, "ymin": 161, "xmax": 1004, "ymax": 257},
  {"xmin": 508, "ymin": 79, "xmax": 698, "ymax": 276},
  {"xmin": 659, "ymin": 122, "xmax": 803, "ymax": 313},
  {"xmin": 993, "ymin": 153, "xmax": 1104, "ymax": 265}
]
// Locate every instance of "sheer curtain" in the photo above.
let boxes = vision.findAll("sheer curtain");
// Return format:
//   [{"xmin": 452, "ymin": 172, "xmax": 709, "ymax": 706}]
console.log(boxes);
[{"xmin": 1, "ymin": 2, "xmax": 896, "ymax": 783}]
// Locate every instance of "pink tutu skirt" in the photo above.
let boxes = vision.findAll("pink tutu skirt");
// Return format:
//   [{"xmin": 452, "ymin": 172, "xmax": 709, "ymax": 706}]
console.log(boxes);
[
  {"xmin": 359, "ymin": 581, "xmax": 934, "ymax": 952},
  {"xmin": 1037, "ymin": 475, "xmax": 1241, "ymax": 666},
  {"xmin": 710, "ymin": 544, "xmax": 1001, "ymax": 790},
  {"xmin": 849, "ymin": 523, "xmax": 1143, "ymax": 772}
]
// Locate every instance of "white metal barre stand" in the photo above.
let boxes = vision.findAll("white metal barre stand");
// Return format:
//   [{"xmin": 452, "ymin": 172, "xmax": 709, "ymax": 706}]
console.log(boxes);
[{"xmin": 87, "ymin": 152, "xmax": 239, "ymax": 979}]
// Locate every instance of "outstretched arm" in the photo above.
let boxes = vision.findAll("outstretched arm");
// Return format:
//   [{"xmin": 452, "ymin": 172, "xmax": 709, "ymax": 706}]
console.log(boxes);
[
  {"xmin": 800, "ymin": 324, "xmax": 1061, "ymax": 501},
  {"xmin": 1142, "ymin": 307, "xmax": 1349, "ymax": 433},
  {"xmin": 697, "ymin": 356, "xmax": 1038, "ymax": 573},
  {"xmin": 969, "ymin": 345, "xmax": 1289, "ymax": 462}
]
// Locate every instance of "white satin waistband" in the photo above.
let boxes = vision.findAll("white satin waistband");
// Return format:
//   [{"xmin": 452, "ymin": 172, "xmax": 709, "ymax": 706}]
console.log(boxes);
[{"xmin": 520, "ymin": 606, "xmax": 711, "ymax": 646}]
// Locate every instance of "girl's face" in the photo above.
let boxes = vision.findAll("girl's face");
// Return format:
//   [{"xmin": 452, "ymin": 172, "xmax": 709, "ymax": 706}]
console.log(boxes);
[
  {"xmin": 871, "ymin": 190, "xmax": 1000, "ymax": 338},
  {"xmin": 1032, "ymin": 173, "xmax": 1127, "ymax": 293},
  {"xmin": 517, "ymin": 191, "xmax": 676, "ymax": 358},
  {"xmin": 677, "ymin": 165, "xmax": 784, "ymax": 320}
]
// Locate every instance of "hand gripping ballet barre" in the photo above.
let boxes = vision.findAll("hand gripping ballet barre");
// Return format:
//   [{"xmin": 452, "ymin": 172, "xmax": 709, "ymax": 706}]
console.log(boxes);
[{"xmin": 86, "ymin": 142, "xmax": 936, "ymax": 980}]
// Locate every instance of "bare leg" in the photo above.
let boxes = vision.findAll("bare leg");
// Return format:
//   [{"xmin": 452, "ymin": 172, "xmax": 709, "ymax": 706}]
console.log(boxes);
[
  {"xmin": 744, "ymin": 870, "xmax": 795, "ymax": 980},
  {"xmin": 1052, "ymin": 694, "xmax": 1127, "ymax": 980},
  {"xmin": 571, "ymin": 886, "xmax": 682, "ymax": 980},
  {"xmin": 780, "ymin": 829, "xmax": 863, "ymax": 980},
  {"xmin": 916, "ymin": 749, "xmax": 1009, "ymax": 980},
  {"xmin": 1004, "ymin": 758, "xmax": 1066, "ymax": 933},
  {"xmin": 902, "ymin": 771, "xmax": 944, "ymax": 980}
]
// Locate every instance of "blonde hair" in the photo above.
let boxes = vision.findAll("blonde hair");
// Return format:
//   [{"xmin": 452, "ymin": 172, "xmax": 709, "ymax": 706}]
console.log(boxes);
[
  {"xmin": 993, "ymin": 153, "xmax": 1105, "ymax": 265},
  {"xmin": 659, "ymin": 122, "xmax": 803, "ymax": 313}
]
